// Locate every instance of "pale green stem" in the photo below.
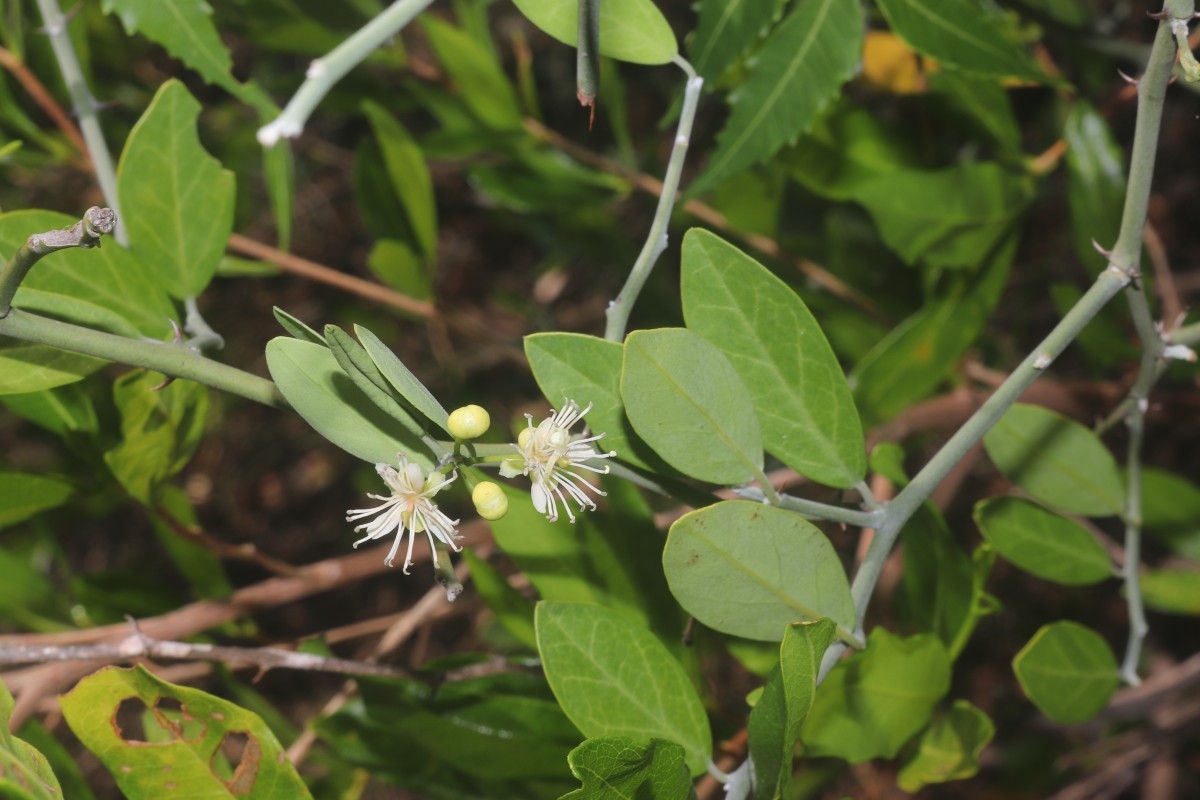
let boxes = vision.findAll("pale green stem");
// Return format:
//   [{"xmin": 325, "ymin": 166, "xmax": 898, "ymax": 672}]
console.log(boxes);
[
  {"xmin": 0, "ymin": 308, "xmax": 285, "ymax": 408},
  {"xmin": 34, "ymin": 0, "xmax": 126, "ymax": 245},
  {"xmin": 735, "ymin": 487, "xmax": 882, "ymax": 529},
  {"xmin": 576, "ymin": 0, "xmax": 600, "ymax": 113},
  {"xmin": 0, "ymin": 207, "xmax": 115, "ymax": 315},
  {"xmin": 1121, "ymin": 408, "xmax": 1148, "ymax": 686},
  {"xmin": 604, "ymin": 56, "xmax": 704, "ymax": 341},
  {"xmin": 257, "ymin": 0, "xmax": 436, "ymax": 146}
]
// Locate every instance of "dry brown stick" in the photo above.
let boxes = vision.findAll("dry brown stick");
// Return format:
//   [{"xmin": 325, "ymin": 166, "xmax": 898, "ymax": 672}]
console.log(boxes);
[
  {"xmin": 522, "ymin": 118, "xmax": 891, "ymax": 323},
  {"xmin": 151, "ymin": 504, "xmax": 300, "ymax": 577},
  {"xmin": 0, "ymin": 46, "xmax": 89, "ymax": 161}
]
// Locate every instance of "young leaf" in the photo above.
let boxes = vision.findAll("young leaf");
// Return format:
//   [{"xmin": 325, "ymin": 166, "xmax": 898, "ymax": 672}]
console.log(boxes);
[
  {"xmin": 973, "ymin": 497, "xmax": 1113, "ymax": 585},
  {"xmin": 689, "ymin": 0, "xmax": 787, "ymax": 81},
  {"xmin": 1065, "ymin": 102, "xmax": 1126, "ymax": 272},
  {"xmin": 748, "ymin": 619, "xmax": 838, "ymax": 800},
  {"xmin": 0, "ymin": 677, "xmax": 62, "ymax": 798},
  {"xmin": 800, "ymin": 629, "xmax": 951, "ymax": 762},
  {"xmin": 117, "ymin": 80, "xmax": 235, "ymax": 298},
  {"xmin": 271, "ymin": 307, "xmax": 325, "ymax": 345},
  {"xmin": 562, "ymin": 737, "xmax": 692, "ymax": 800},
  {"xmin": 681, "ymin": 229, "xmax": 865, "ymax": 488},
  {"xmin": 361, "ymin": 101, "xmax": 437, "ymax": 262},
  {"xmin": 536, "ymin": 602, "xmax": 712, "ymax": 776},
  {"xmin": 324, "ymin": 325, "xmax": 427, "ymax": 439},
  {"xmin": 688, "ymin": 0, "xmax": 863, "ymax": 197},
  {"xmin": 875, "ymin": 0, "xmax": 1046, "ymax": 82},
  {"xmin": 511, "ymin": 0, "xmax": 677, "ymax": 65},
  {"xmin": 1012, "ymin": 621, "xmax": 1118, "ymax": 724},
  {"xmin": 264, "ymin": 337, "xmax": 433, "ymax": 467},
  {"xmin": 59, "ymin": 665, "xmax": 311, "ymax": 798},
  {"xmin": 355, "ymin": 325, "xmax": 450, "ymax": 434},
  {"xmin": 983, "ymin": 404, "xmax": 1125, "ymax": 517},
  {"xmin": 622, "ymin": 328, "xmax": 763, "ymax": 485},
  {"xmin": 1139, "ymin": 570, "xmax": 1200, "ymax": 616},
  {"xmin": 422, "ymin": 16, "xmax": 523, "ymax": 130},
  {"xmin": 664, "ymin": 501, "xmax": 855, "ymax": 641},
  {"xmin": 896, "ymin": 700, "xmax": 995, "ymax": 792}
]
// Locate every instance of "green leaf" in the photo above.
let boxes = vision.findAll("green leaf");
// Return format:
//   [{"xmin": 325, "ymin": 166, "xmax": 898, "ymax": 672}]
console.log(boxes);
[
  {"xmin": 59, "ymin": 665, "xmax": 310, "ymax": 798},
  {"xmin": 422, "ymin": 16, "xmax": 523, "ymax": 130},
  {"xmin": 562, "ymin": 737, "xmax": 692, "ymax": 800},
  {"xmin": 366, "ymin": 240, "xmax": 432, "ymax": 300},
  {"xmin": 361, "ymin": 101, "xmax": 437, "ymax": 262},
  {"xmin": 148, "ymin": 486, "xmax": 233, "ymax": 601},
  {"xmin": 896, "ymin": 700, "xmax": 994, "ymax": 793},
  {"xmin": 984, "ymin": 403, "xmax": 1125, "ymax": 517},
  {"xmin": 622, "ymin": 328, "xmax": 763, "ymax": 485},
  {"xmin": 103, "ymin": 370, "xmax": 208, "ymax": 505},
  {"xmin": 1013, "ymin": 621, "xmax": 1118, "ymax": 724},
  {"xmin": 800, "ymin": 629, "xmax": 951, "ymax": 762},
  {"xmin": 1065, "ymin": 102, "xmax": 1126, "ymax": 273},
  {"xmin": 689, "ymin": 0, "xmax": 863, "ymax": 197},
  {"xmin": 264, "ymin": 337, "xmax": 432, "ymax": 467},
  {"xmin": 689, "ymin": 0, "xmax": 787, "ymax": 81},
  {"xmin": 324, "ymin": 325, "xmax": 427, "ymax": 439},
  {"xmin": 271, "ymin": 307, "xmax": 325, "ymax": 345},
  {"xmin": 0, "ymin": 472, "xmax": 73, "ymax": 530},
  {"xmin": 461, "ymin": 549, "xmax": 537, "ymax": 649},
  {"xmin": 875, "ymin": 0, "xmax": 1046, "ymax": 82},
  {"xmin": 13, "ymin": 721, "xmax": 93, "ymax": 800},
  {"xmin": 536, "ymin": 602, "xmax": 711, "ymax": 776},
  {"xmin": 100, "ymin": 0, "xmax": 276, "ymax": 113},
  {"xmin": 511, "ymin": 0, "xmax": 677, "ymax": 64},
  {"xmin": 973, "ymin": 497, "xmax": 1113, "ymax": 585},
  {"xmin": 526, "ymin": 333, "xmax": 670, "ymax": 473},
  {"xmin": 664, "ymin": 501, "xmax": 855, "ymax": 641},
  {"xmin": 856, "ymin": 162, "xmax": 1033, "ymax": 269},
  {"xmin": 355, "ymin": 325, "xmax": 449, "ymax": 434},
  {"xmin": 926, "ymin": 70, "xmax": 1020, "ymax": 150},
  {"xmin": 748, "ymin": 620, "xmax": 838, "ymax": 800},
  {"xmin": 262, "ymin": 142, "xmax": 294, "ymax": 250},
  {"xmin": 117, "ymin": 80, "xmax": 235, "ymax": 298},
  {"xmin": 0, "ymin": 678, "xmax": 63, "ymax": 799},
  {"xmin": 897, "ymin": 505, "xmax": 974, "ymax": 655},
  {"xmin": 1139, "ymin": 570, "xmax": 1200, "ymax": 615},
  {"xmin": 1140, "ymin": 467, "xmax": 1200, "ymax": 560},
  {"xmin": 681, "ymin": 229, "xmax": 865, "ymax": 487},
  {"xmin": 0, "ymin": 382, "xmax": 99, "ymax": 437}
]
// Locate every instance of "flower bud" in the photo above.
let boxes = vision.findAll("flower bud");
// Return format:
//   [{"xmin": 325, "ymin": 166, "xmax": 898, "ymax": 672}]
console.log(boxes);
[
  {"xmin": 448, "ymin": 404, "xmax": 490, "ymax": 440},
  {"xmin": 472, "ymin": 481, "xmax": 509, "ymax": 520}
]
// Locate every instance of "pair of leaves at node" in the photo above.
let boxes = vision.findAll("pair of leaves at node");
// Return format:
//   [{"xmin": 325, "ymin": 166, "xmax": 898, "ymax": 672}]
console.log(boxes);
[
  {"xmin": 265, "ymin": 310, "xmax": 447, "ymax": 466},
  {"xmin": 529, "ymin": 228, "xmax": 865, "ymax": 490}
]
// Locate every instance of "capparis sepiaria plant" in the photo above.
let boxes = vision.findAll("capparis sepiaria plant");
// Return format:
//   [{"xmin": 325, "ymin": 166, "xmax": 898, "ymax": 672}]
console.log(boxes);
[{"xmin": 1, "ymin": 0, "xmax": 1199, "ymax": 797}]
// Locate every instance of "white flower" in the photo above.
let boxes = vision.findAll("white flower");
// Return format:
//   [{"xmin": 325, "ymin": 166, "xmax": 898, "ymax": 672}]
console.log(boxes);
[
  {"xmin": 346, "ymin": 453, "xmax": 460, "ymax": 574},
  {"xmin": 501, "ymin": 399, "xmax": 616, "ymax": 522}
]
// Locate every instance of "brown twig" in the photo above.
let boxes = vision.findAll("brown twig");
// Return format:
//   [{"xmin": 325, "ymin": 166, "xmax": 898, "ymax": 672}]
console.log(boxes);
[
  {"xmin": 0, "ymin": 45, "xmax": 89, "ymax": 161},
  {"xmin": 151, "ymin": 504, "xmax": 300, "ymax": 576}
]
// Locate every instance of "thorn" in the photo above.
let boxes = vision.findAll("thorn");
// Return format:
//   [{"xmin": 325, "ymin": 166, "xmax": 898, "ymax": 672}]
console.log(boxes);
[
  {"xmin": 168, "ymin": 319, "xmax": 185, "ymax": 343},
  {"xmin": 1118, "ymin": 69, "xmax": 1139, "ymax": 85},
  {"xmin": 1092, "ymin": 239, "xmax": 1112, "ymax": 257},
  {"xmin": 1147, "ymin": 10, "xmax": 1169, "ymax": 19},
  {"xmin": 151, "ymin": 375, "xmax": 176, "ymax": 391}
]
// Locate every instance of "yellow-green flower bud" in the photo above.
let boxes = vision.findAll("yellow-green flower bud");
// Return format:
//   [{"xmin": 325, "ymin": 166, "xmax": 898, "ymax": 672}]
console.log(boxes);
[
  {"xmin": 448, "ymin": 404, "xmax": 490, "ymax": 440},
  {"xmin": 472, "ymin": 481, "xmax": 509, "ymax": 520}
]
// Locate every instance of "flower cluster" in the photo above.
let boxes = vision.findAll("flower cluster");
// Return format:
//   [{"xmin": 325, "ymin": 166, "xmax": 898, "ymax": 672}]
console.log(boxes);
[
  {"xmin": 501, "ymin": 399, "xmax": 616, "ymax": 522},
  {"xmin": 346, "ymin": 453, "xmax": 460, "ymax": 574}
]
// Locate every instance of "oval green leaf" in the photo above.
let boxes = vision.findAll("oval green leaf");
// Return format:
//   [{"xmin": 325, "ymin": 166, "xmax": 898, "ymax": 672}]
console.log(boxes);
[
  {"xmin": 1012, "ymin": 621, "xmax": 1118, "ymax": 724},
  {"xmin": 511, "ymin": 0, "xmax": 677, "ymax": 65},
  {"xmin": 973, "ymin": 497, "xmax": 1113, "ymax": 586},
  {"xmin": 1139, "ymin": 570, "xmax": 1200, "ymax": 616},
  {"xmin": 265, "ymin": 337, "xmax": 432, "ymax": 467},
  {"xmin": 983, "ymin": 403, "xmax": 1124, "ymax": 517},
  {"xmin": 622, "ymin": 328, "xmax": 763, "ymax": 485},
  {"xmin": 664, "ymin": 501, "xmax": 854, "ymax": 641},
  {"xmin": 355, "ymin": 324, "xmax": 449, "ymax": 434},
  {"xmin": 536, "ymin": 602, "xmax": 711, "ymax": 776},
  {"xmin": 60, "ymin": 664, "xmax": 311, "ymax": 798},
  {"xmin": 897, "ymin": 700, "xmax": 994, "ymax": 793},
  {"xmin": 681, "ymin": 229, "xmax": 865, "ymax": 487}
]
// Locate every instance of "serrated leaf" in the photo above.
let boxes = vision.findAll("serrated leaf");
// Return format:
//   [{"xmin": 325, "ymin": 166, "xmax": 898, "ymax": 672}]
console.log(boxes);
[
  {"xmin": 621, "ymin": 328, "xmax": 763, "ymax": 485},
  {"xmin": 0, "ymin": 678, "xmax": 62, "ymax": 799},
  {"xmin": 512, "ymin": 0, "xmax": 677, "ymax": 65},
  {"xmin": 536, "ymin": 602, "xmax": 712, "ymax": 776},
  {"xmin": 664, "ymin": 502, "xmax": 855, "ymax": 641},
  {"xmin": 983, "ymin": 403, "xmax": 1125, "ymax": 517},
  {"xmin": 59, "ymin": 665, "xmax": 310, "ymax": 798},
  {"xmin": 800, "ymin": 629, "xmax": 951, "ymax": 762},
  {"xmin": 689, "ymin": 0, "xmax": 787, "ymax": 81},
  {"xmin": 689, "ymin": 0, "xmax": 863, "ymax": 197},
  {"xmin": 117, "ymin": 80, "xmax": 235, "ymax": 298},
  {"xmin": 897, "ymin": 700, "xmax": 994, "ymax": 792},
  {"xmin": 355, "ymin": 325, "xmax": 449, "ymax": 434},
  {"xmin": 264, "ymin": 337, "xmax": 432, "ymax": 466},
  {"xmin": 100, "ymin": 0, "xmax": 275, "ymax": 113},
  {"xmin": 681, "ymin": 229, "xmax": 865, "ymax": 487},
  {"xmin": 562, "ymin": 737, "xmax": 692, "ymax": 800},
  {"xmin": 1013, "ymin": 621, "xmax": 1118, "ymax": 724},
  {"xmin": 974, "ymin": 497, "xmax": 1113, "ymax": 585},
  {"xmin": 875, "ymin": 0, "xmax": 1046, "ymax": 82}
]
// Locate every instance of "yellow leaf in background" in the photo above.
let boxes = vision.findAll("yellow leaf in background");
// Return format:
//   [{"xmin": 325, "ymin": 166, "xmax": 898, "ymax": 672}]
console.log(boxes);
[{"xmin": 861, "ymin": 31, "xmax": 938, "ymax": 94}]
